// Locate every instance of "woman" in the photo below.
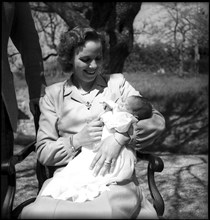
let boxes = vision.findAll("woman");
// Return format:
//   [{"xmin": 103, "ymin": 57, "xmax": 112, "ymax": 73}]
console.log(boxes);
[{"xmin": 20, "ymin": 26, "xmax": 165, "ymax": 219}]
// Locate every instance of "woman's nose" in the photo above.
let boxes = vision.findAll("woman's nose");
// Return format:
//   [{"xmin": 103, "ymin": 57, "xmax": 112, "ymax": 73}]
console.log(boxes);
[{"xmin": 89, "ymin": 60, "xmax": 97, "ymax": 69}]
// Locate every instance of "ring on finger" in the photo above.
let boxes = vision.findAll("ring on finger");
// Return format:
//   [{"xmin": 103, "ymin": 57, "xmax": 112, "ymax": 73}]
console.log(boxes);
[{"xmin": 104, "ymin": 160, "xmax": 111, "ymax": 166}]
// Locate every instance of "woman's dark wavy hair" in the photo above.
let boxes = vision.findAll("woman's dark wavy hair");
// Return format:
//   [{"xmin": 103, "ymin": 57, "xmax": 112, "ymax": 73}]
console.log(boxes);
[{"xmin": 57, "ymin": 26, "xmax": 106, "ymax": 72}]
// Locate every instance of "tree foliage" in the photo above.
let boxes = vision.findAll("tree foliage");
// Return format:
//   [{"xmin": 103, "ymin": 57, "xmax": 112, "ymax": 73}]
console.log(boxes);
[
  {"xmin": 134, "ymin": 2, "xmax": 209, "ymax": 75},
  {"xmin": 125, "ymin": 42, "xmax": 179, "ymax": 73}
]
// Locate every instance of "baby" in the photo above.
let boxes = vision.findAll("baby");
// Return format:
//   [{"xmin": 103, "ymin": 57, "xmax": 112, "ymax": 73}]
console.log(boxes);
[{"xmin": 40, "ymin": 95, "xmax": 152, "ymax": 202}]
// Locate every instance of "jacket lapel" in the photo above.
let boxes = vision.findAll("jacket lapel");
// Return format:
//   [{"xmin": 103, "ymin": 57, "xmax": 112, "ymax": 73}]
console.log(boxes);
[{"xmin": 63, "ymin": 75, "xmax": 107, "ymax": 104}]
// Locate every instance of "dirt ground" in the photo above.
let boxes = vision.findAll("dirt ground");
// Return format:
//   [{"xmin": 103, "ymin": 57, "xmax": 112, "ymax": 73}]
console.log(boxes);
[
  {"xmin": 136, "ymin": 154, "xmax": 208, "ymax": 219},
  {"xmin": 13, "ymin": 143, "xmax": 208, "ymax": 219}
]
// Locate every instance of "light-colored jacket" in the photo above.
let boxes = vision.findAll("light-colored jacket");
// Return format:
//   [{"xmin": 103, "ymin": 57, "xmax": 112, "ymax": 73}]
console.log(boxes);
[{"xmin": 36, "ymin": 73, "xmax": 165, "ymax": 168}]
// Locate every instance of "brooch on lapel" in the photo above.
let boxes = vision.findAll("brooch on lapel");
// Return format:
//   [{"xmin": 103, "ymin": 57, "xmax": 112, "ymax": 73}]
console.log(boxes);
[{"xmin": 86, "ymin": 101, "xmax": 92, "ymax": 110}]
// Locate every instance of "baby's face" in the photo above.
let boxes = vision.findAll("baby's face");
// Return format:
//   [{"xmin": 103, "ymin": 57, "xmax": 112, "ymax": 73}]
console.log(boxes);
[{"xmin": 117, "ymin": 97, "xmax": 135, "ymax": 114}]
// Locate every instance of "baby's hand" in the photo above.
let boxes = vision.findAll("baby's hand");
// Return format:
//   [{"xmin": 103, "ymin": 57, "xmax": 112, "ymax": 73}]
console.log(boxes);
[{"xmin": 101, "ymin": 100, "xmax": 115, "ymax": 110}]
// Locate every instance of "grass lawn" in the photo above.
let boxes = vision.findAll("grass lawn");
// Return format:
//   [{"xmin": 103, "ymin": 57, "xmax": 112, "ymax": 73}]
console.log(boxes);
[
  {"xmin": 123, "ymin": 71, "xmax": 208, "ymax": 98},
  {"xmin": 14, "ymin": 71, "xmax": 208, "ymax": 93}
]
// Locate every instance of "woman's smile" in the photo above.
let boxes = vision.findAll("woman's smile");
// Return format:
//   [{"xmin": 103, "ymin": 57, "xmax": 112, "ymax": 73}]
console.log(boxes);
[{"xmin": 84, "ymin": 70, "xmax": 96, "ymax": 75}]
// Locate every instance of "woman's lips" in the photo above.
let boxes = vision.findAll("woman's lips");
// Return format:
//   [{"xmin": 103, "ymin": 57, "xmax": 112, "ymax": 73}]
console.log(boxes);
[{"xmin": 84, "ymin": 70, "xmax": 96, "ymax": 75}]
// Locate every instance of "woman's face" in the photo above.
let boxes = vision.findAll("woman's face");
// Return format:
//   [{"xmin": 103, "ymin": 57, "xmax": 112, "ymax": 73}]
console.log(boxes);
[{"xmin": 72, "ymin": 39, "xmax": 103, "ymax": 86}]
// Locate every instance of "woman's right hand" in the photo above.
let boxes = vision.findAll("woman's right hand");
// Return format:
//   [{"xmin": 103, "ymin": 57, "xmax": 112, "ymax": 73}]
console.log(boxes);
[{"xmin": 73, "ymin": 117, "xmax": 103, "ymax": 149}]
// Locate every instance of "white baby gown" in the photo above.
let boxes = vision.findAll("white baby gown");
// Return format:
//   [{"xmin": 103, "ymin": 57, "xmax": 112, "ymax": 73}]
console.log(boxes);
[{"xmin": 40, "ymin": 101, "xmax": 137, "ymax": 203}]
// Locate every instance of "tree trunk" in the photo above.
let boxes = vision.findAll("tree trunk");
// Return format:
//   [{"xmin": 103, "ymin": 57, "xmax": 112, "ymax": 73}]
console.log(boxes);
[
  {"xmin": 102, "ymin": 2, "xmax": 142, "ymax": 74},
  {"xmin": 194, "ymin": 39, "xmax": 200, "ymax": 74},
  {"xmin": 178, "ymin": 42, "xmax": 184, "ymax": 77}
]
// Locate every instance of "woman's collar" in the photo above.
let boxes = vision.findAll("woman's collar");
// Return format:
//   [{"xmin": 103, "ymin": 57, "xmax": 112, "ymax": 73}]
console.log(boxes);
[{"xmin": 63, "ymin": 74, "xmax": 107, "ymax": 97}]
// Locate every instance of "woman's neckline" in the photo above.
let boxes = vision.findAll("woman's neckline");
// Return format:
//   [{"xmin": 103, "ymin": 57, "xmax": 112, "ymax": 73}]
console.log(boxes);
[
  {"xmin": 79, "ymin": 89, "xmax": 91, "ymax": 95},
  {"xmin": 70, "ymin": 75, "xmax": 96, "ymax": 95}
]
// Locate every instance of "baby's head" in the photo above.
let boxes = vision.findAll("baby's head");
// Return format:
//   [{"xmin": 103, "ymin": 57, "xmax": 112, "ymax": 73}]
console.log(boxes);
[{"xmin": 118, "ymin": 96, "xmax": 152, "ymax": 120}]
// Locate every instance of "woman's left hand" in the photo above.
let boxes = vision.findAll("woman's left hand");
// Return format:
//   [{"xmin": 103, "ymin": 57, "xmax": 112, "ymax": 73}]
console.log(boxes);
[{"xmin": 89, "ymin": 135, "xmax": 123, "ymax": 176}]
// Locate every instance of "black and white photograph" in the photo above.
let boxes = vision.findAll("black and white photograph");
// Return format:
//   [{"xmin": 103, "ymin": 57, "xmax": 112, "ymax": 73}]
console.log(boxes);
[{"xmin": 1, "ymin": 2, "xmax": 208, "ymax": 219}]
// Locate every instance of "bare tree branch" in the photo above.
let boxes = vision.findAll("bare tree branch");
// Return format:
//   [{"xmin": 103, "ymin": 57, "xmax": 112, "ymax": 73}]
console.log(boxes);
[
  {"xmin": 43, "ymin": 53, "xmax": 57, "ymax": 61},
  {"xmin": 29, "ymin": 2, "xmax": 53, "ymax": 13},
  {"xmin": 8, "ymin": 52, "xmax": 20, "ymax": 58},
  {"xmin": 44, "ymin": 2, "xmax": 89, "ymax": 29}
]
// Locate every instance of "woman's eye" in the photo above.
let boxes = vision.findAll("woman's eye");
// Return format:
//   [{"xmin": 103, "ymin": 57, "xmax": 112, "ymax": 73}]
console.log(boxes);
[
  {"xmin": 80, "ymin": 58, "xmax": 90, "ymax": 63},
  {"xmin": 80, "ymin": 56, "xmax": 101, "ymax": 63}
]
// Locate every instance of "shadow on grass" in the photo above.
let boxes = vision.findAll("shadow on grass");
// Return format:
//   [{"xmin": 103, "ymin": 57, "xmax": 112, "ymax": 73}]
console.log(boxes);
[{"xmin": 136, "ymin": 155, "xmax": 208, "ymax": 219}]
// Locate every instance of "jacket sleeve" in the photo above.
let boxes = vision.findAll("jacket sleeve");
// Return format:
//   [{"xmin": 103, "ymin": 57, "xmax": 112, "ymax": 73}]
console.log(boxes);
[
  {"xmin": 36, "ymin": 86, "xmax": 75, "ymax": 166},
  {"xmin": 10, "ymin": 2, "xmax": 46, "ymax": 100},
  {"xmin": 134, "ymin": 109, "xmax": 165, "ymax": 149},
  {"xmin": 110, "ymin": 74, "xmax": 165, "ymax": 149}
]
